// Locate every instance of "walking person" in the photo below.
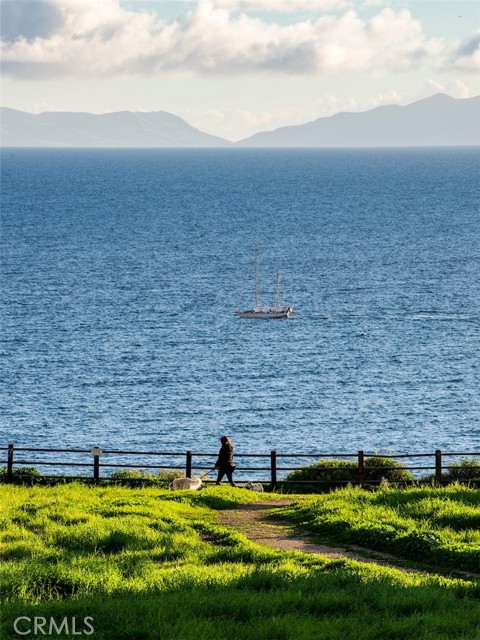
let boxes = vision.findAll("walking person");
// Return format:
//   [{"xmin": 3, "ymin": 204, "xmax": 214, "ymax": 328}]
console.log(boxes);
[{"xmin": 215, "ymin": 436, "xmax": 236, "ymax": 486}]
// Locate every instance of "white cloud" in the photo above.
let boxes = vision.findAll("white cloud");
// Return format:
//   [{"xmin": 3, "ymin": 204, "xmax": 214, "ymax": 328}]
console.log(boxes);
[
  {"xmin": 0, "ymin": 0, "xmax": 447, "ymax": 78},
  {"xmin": 426, "ymin": 79, "xmax": 445, "ymax": 93},
  {"xmin": 178, "ymin": 104, "xmax": 322, "ymax": 139},
  {"xmin": 31, "ymin": 100, "xmax": 58, "ymax": 113},
  {"xmin": 316, "ymin": 94, "xmax": 358, "ymax": 115},
  {"xmin": 452, "ymin": 79, "xmax": 470, "ymax": 98},
  {"xmin": 211, "ymin": 0, "xmax": 351, "ymax": 12},
  {"xmin": 178, "ymin": 89, "xmax": 423, "ymax": 139},
  {"xmin": 367, "ymin": 89, "xmax": 402, "ymax": 107},
  {"xmin": 361, "ymin": 0, "xmax": 387, "ymax": 7},
  {"xmin": 314, "ymin": 90, "xmax": 405, "ymax": 117},
  {"xmin": 405, "ymin": 79, "xmax": 474, "ymax": 103},
  {"xmin": 417, "ymin": 78, "xmax": 474, "ymax": 99}
]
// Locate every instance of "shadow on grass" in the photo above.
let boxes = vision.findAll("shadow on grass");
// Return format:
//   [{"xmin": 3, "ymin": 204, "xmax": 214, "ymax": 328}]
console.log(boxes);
[{"xmin": 2, "ymin": 564, "xmax": 479, "ymax": 640}]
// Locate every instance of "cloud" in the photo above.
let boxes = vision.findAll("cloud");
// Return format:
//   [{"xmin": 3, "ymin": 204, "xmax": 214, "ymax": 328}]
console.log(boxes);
[
  {"xmin": 426, "ymin": 79, "xmax": 445, "ymax": 93},
  {"xmin": 361, "ymin": 0, "xmax": 386, "ymax": 6},
  {"xmin": 452, "ymin": 79, "xmax": 470, "ymax": 99},
  {"xmin": 31, "ymin": 100, "xmax": 59, "ymax": 113},
  {"xmin": 315, "ymin": 91, "xmax": 404, "ymax": 117},
  {"xmin": 413, "ymin": 79, "xmax": 473, "ymax": 102},
  {"xmin": 447, "ymin": 30, "xmax": 480, "ymax": 72},
  {"xmin": 177, "ymin": 104, "xmax": 322, "ymax": 139},
  {"xmin": 211, "ymin": 0, "xmax": 351, "ymax": 12},
  {"xmin": 0, "ymin": 0, "xmax": 64, "ymax": 42},
  {"xmin": 367, "ymin": 89, "xmax": 402, "ymax": 107},
  {"xmin": 0, "ymin": 0, "xmax": 446, "ymax": 79},
  {"xmin": 420, "ymin": 79, "xmax": 471, "ymax": 100}
]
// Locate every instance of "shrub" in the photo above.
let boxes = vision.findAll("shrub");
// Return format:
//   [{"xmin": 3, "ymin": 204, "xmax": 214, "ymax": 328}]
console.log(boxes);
[
  {"xmin": 364, "ymin": 457, "xmax": 414, "ymax": 483},
  {"xmin": 283, "ymin": 456, "xmax": 413, "ymax": 492},
  {"xmin": 444, "ymin": 458, "xmax": 480, "ymax": 483},
  {"xmin": 110, "ymin": 468, "xmax": 183, "ymax": 486},
  {"xmin": 283, "ymin": 459, "xmax": 357, "ymax": 492},
  {"xmin": 0, "ymin": 466, "xmax": 42, "ymax": 478}
]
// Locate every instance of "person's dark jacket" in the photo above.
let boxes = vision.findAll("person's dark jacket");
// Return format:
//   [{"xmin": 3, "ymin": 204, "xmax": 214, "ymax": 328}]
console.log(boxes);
[{"xmin": 215, "ymin": 444, "xmax": 234, "ymax": 470}]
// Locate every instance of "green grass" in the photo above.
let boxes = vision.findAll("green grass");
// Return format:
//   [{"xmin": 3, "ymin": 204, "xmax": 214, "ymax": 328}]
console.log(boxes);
[
  {"xmin": 274, "ymin": 484, "xmax": 480, "ymax": 574},
  {"xmin": 1, "ymin": 484, "xmax": 479, "ymax": 640}
]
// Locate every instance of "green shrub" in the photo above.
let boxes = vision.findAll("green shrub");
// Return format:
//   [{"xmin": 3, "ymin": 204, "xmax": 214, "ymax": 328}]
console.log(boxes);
[
  {"xmin": 110, "ymin": 468, "xmax": 183, "ymax": 486},
  {"xmin": 444, "ymin": 458, "xmax": 480, "ymax": 482},
  {"xmin": 364, "ymin": 457, "xmax": 414, "ymax": 483},
  {"xmin": 283, "ymin": 457, "xmax": 413, "ymax": 492},
  {"xmin": 284, "ymin": 458, "xmax": 357, "ymax": 482},
  {"xmin": 0, "ymin": 466, "xmax": 42, "ymax": 478}
]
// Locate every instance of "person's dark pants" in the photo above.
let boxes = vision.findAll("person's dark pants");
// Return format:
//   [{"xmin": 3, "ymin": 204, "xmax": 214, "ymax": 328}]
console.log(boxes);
[{"xmin": 216, "ymin": 467, "xmax": 235, "ymax": 486}]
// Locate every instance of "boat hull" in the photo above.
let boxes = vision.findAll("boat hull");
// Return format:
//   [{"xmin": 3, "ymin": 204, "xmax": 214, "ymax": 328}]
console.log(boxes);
[{"xmin": 235, "ymin": 309, "xmax": 292, "ymax": 319}]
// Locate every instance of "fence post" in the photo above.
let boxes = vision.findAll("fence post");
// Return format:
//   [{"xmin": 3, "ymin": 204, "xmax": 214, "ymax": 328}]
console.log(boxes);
[
  {"xmin": 270, "ymin": 450, "xmax": 277, "ymax": 488},
  {"xmin": 186, "ymin": 450, "xmax": 192, "ymax": 478},
  {"xmin": 7, "ymin": 444, "xmax": 14, "ymax": 481},
  {"xmin": 93, "ymin": 454, "xmax": 100, "ymax": 484},
  {"xmin": 435, "ymin": 449, "xmax": 442, "ymax": 485},
  {"xmin": 358, "ymin": 450, "xmax": 365, "ymax": 486}
]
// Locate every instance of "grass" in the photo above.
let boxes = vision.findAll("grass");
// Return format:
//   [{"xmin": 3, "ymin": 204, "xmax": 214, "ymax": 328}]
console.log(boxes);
[
  {"xmin": 1, "ymin": 484, "xmax": 480, "ymax": 640},
  {"xmin": 273, "ymin": 484, "xmax": 480, "ymax": 574}
]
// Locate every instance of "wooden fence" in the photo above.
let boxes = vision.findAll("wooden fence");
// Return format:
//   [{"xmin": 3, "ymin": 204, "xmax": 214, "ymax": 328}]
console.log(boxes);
[{"xmin": 1, "ymin": 444, "xmax": 479, "ymax": 486}]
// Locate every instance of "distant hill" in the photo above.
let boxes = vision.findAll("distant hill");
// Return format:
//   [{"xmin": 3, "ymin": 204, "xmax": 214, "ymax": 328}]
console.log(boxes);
[
  {"xmin": 237, "ymin": 94, "xmax": 480, "ymax": 147},
  {"xmin": 0, "ymin": 108, "xmax": 230, "ymax": 148},
  {"xmin": 1, "ymin": 95, "xmax": 479, "ymax": 148}
]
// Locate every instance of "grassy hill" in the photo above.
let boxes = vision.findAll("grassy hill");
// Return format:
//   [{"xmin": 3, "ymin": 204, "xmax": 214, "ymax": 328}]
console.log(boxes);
[{"xmin": 1, "ymin": 484, "xmax": 479, "ymax": 640}]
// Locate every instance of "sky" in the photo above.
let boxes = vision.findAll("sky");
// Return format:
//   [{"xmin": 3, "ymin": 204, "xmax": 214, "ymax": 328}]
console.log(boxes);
[{"xmin": 0, "ymin": 0, "xmax": 479, "ymax": 140}]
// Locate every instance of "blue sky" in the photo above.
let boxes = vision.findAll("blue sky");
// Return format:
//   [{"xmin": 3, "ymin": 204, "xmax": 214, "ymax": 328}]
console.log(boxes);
[{"xmin": 1, "ymin": 0, "xmax": 479, "ymax": 139}]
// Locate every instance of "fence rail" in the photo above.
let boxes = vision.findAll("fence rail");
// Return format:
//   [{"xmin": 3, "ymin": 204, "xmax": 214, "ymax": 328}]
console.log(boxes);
[{"xmin": 2, "ymin": 444, "xmax": 480, "ymax": 487}]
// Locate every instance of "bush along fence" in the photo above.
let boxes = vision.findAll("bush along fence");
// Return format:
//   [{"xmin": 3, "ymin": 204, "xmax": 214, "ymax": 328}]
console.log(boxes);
[{"xmin": 1, "ymin": 444, "xmax": 480, "ymax": 488}]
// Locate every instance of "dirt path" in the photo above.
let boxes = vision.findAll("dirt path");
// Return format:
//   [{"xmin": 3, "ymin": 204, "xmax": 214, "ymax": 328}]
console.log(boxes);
[{"xmin": 217, "ymin": 501, "xmax": 478, "ymax": 580}]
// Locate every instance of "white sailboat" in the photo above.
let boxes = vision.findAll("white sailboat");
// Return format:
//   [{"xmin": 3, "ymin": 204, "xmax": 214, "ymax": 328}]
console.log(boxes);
[{"xmin": 235, "ymin": 246, "xmax": 293, "ymax": 319}]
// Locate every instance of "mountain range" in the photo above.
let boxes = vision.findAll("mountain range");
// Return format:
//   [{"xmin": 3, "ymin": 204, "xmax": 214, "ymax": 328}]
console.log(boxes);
[
  {"xmin": 0, "ymin": 108, "xmax": 228, "ymax": 148},
  {"xmin": 1, "ymin": 94, "xmax": 479, "ymax": 148}
]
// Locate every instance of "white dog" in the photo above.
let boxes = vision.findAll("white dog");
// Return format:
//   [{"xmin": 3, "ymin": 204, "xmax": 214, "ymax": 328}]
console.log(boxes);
[
  {"xmin": 245, "ymin": 481, "xmax": 264, "ymax": 492},
  {"xmin": 169, "ymin": 477, "xmax": 202, "ymax": 491}
]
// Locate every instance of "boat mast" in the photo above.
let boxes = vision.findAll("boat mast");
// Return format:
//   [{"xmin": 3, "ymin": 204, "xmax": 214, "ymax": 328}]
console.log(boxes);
[
  {"xmin": 254, "ymin": 244, "xmax": 259, "ymax": 309},
  {"xmin": 275, "ymin": 271, "xmax": 279, "ymax": 308}
]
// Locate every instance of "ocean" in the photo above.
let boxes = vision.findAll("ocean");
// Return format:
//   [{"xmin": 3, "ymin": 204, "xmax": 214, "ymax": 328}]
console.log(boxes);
[{"xmin": 1, "ymin": 148, "xmax": 479, "ymax": 474}]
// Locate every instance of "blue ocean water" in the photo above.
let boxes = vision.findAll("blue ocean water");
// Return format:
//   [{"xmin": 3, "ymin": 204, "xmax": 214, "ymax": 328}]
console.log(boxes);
[{"xmin": 1, "ymin": 148, "xmax": 479, "ymax": 472}]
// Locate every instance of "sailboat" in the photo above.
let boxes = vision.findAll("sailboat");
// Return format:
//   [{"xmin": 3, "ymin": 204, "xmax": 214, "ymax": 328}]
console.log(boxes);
[{"xmin": 235, "ymin": 246, "xmax": 293, "ymax": 319}]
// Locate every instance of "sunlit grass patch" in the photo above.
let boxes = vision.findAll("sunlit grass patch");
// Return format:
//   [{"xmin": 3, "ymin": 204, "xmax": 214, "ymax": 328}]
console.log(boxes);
[{"xmin": 274, "ymin": 484, "xmax": 480, "ymax": 573}]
